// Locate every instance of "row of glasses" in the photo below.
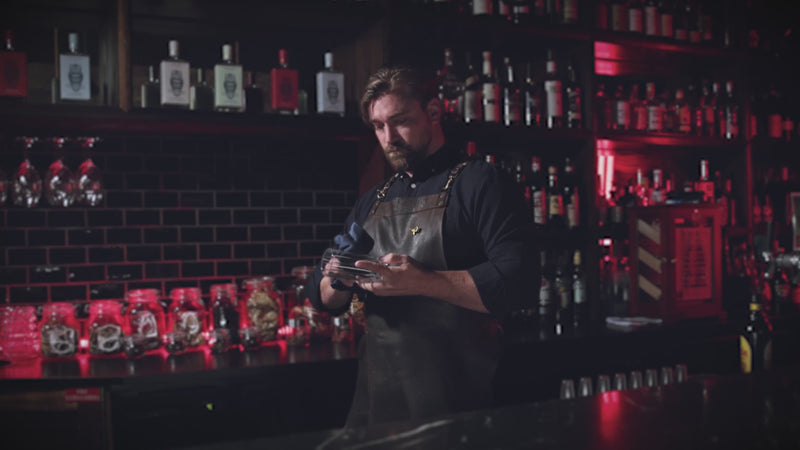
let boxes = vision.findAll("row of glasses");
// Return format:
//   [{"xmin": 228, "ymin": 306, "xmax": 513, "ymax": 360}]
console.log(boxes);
[
  {"xmin": 561, "ymin": 363, "xmax": 689, "ymax": 399},
  {"xmin": 1, "ymin": 136, "xmax": 104, "ymax": 208}
]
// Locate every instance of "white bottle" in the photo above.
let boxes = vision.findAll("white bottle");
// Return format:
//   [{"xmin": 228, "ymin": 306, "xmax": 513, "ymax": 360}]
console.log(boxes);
[
  {"xmin": 213, "ymin": 44, "xmax": 243, "ymax": 112},
  {"xmin": 315, "ymin": 52, "xmax": 345, "ymax": 116},
  {"xmin": 159, "ymin": 40, "xmax": 190, "ymax": 108}
]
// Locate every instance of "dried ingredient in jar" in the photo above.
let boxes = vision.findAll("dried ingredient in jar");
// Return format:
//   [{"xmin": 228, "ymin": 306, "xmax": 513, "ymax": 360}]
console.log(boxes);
[
  {"xmin": 90, "ymin": 321, "xmax": 124, "ymax": 355},
  {"xmin": 173, "ymin": 310, "xmax": 204, "ymax": 347},
  {"xmin": 247, "ymin": 290, "xmax": 280, "ymax": 341},
  {"xmin": 350, "ymin": 294, "xmax": 366, "ymax": 333},
  {"xmin": 129, "ymin": 309, "xmax": 162, "ymax": 350},
  {"xmin": 40, "ymin": 320, "xmax": 78, "ymax": 358},
  {"xmin": 331, "ymin": 316, "xmax": 352, "ymax": 343}
]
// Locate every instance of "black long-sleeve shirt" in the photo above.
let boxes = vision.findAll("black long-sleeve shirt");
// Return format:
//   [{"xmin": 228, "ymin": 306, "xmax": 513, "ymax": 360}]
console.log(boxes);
[{"xmin": 307, "ymin": 143, "xmax": 538, "ymax": 317}]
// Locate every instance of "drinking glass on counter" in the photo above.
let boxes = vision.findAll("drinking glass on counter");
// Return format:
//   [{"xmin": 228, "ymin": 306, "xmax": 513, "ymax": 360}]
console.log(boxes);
[
  {"xmin": 11, "ymin": 136, "xmax": 42, "ymax": 208},
  {"xmin": 0, "ymin": 306, "xmax": 40, "ymax": 361},
  {"xmin": 76, "ymin": 136, "xmax": 104, "ymax": 206},
  {"xmin": 43, "ymin": 137, "xmax": 77, "ymax": 207}
]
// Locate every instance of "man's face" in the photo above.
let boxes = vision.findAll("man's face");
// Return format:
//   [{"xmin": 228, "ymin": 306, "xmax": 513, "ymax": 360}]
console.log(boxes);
[{"xmin": 369, "ymin": 93, "xmax": 433, "ymax": 174}]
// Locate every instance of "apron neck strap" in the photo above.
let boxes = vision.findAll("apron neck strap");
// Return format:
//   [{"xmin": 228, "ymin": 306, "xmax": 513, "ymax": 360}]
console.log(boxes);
[
  {"xmin": 436, "ymin": 161, "xmax": 469, "ymax": 208},
  {"xmin": 370, "ymin": 172, "xmax": 400, "ymax": 216}
]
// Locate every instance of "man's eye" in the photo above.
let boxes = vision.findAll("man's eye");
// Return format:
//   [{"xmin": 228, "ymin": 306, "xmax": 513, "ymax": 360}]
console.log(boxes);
[{"xmin": 373, "ymin": 123, "xmax": 384, "ymax": 131}]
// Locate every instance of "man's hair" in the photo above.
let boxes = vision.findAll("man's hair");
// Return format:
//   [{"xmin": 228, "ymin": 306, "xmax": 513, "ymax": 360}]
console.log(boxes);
[{"xmin": 360, "ymin": 65, "xmax": 437, "ymax": 125}]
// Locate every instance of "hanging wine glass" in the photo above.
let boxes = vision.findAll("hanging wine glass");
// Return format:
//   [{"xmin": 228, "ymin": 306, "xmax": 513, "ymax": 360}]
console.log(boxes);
[
  {"xmin": 76, "ymin": 136, "xmax": 104, "ymax": 207},
  {"xmin": 11, "ymin": 136, "xmax": 42, "ymax": 208},
  {"xmin": 44, "ymin": 136, "xmax": 77, "ymax": 207}
]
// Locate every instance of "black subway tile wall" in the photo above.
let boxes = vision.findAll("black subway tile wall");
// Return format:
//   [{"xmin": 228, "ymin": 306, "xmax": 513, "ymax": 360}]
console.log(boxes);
[{"xmin": 1, "ymin": 134, "xmax": 359, "ymax": 303}]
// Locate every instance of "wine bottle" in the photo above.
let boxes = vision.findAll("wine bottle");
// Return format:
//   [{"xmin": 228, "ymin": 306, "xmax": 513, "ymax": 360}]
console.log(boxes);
[
  {"xmin": 563, "ymin": 157, "xmax": 580, "ymax": 228},
  {"xmin": 502, "ymin": 56, "xmax": 522, "ymax": 126},
  {"xmin": 524, "ymin": 62, "xmax": 544, "ymax": 127},
  {"xmin": 159, "ymin": 40, "xmax": 190, "ymax": 108},
  {"xmin": 56, "ymin": 32, "xmax": 91, "ymax": 102},
  {"xmin": 463, "ymin": 52, "xmax": 483, "ymax": 124},
  {"xmin": 214, "ymin": 44, "xmax": 243, "ymax": 112},
  {"xmin": 316, "ymin": 51, "xmax": 345, "ymax": 117},
  {"xmin": 437, "ymin": 48, "xmax": 463, "ymax": 122},
  {"xmin": 565, "ymin": 59, "xmax": 582, "ymax": 129},
  {"xmin": 0, "ymin": 29, "xmax": 27, "ymax": 98},
  {"xmin": 481, "ymin": 50, "xmax": 500, "ymax": 123},
  {"xmin": 530, "ymin": 156, "xmax": 547, "ymax": 227},
  {"xmin": 544, "ymin": 48, "xmax": 564, "ymax": 129},
  {"xmin": 270, "ymin": 48, "xmax": 299, "ymax": 115}
]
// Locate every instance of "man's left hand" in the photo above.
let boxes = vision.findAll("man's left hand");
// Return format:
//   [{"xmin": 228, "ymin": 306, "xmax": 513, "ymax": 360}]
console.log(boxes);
[{"xmin": 354, "ymin": 253, "xmax": 428, "ymax": 297}]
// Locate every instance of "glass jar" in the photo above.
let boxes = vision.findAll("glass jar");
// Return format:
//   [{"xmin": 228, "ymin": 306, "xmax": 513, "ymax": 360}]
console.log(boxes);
[
  {"xmin": 288, "ymin": 265, "xmax": 315, "ymax": 312},
  {"xmin": 331, "ymin": 314, "xmax": 353, "ymax": 344},
  {"xmin": 242, "ymin": 277, "xmax": 282, "ymax": 343},
  {"xmin": 88, "ymin": 300, "xmax": 125, "ymax": 356},
  {"xmin": 0, "ymin": 305, "xmax": 40, "ymax": 361},
  {"xmin": 350, "ymin": 294, "xmax": 366, "ymax": 338},
  {"xmin": 284, "ymin": 316, "xmax": 309, "ymax": 348},
  {"xmin": 210, "ymin": 283, "xmax": 240, "ymax": 348},
  {"xmin": 169, "ymin": 287, "xmax": 207, "ymax": 348},
  {"xmin": 125, "ymin": 289, "xmax": 165, "ymax": 351},
  {"xmin": 40, "ymin": 302, "xmax": 79, "ymax": 358}
]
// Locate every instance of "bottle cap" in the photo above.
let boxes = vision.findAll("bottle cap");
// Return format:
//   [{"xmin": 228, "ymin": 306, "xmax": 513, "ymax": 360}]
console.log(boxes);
[
  {"xmin": 68, "ymin": 33, "xmax": 79, "ymax": 53},
  {"xmin": 278, "ymin": 48, "xmax": 289, "ymax": 66},
  {"xmin": 168, "ymin": 40, "xmax": 180, "ymax": 58},
  {"xmin": 749, "ymin": 302, "xmax": 761, "ymax": 311},
  {"xmin": 222, "ymin": 44, "xmax": 233, "ymax": 62},
  {"xmin": 5, "ymin": 29, "xmax": 13, "ymax": 50},
  {"xmin": 324, "ymin": 51, "xmax": 334, "ymax": 69}
]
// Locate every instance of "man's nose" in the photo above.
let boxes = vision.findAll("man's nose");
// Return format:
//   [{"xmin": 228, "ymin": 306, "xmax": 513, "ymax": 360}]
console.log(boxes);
[{"xmin": 382, "ymin": 125, "xmax": 399, "ymax": 144}]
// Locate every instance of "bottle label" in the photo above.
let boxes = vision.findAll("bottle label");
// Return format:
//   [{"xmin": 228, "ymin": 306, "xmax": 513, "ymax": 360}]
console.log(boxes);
[
  {"xmin": 661, "ymin": 14, "xmax": 673, "ymax": 38},
  {"xmin": 704, "ymin": 106, "xmax": 716, "ymax": 135},
  {"xmin": 563, "ymin": 0, "xmax": 578, "ymax": 23},
  {"xmin": 0, "ymin": 51, "xmax": 27, "ymax": 97},
  {"xmin": 473, "ymin": 0, "xmax": 492, "ymax": 15},
  {"xmin": 634, "ymin": 105, "xmax": 648, "ymax": 130},
  {"xmin": 214, "ymin": 64, "xmax": 244, "ymax": 109},
  {"xmin": 549, "ymin": 192, "xmax": 564, "ymax": 217},
  {"xmin": 567, "ymin": 192, "xmax": 579, "ymax": 227},
  {"xmin": 61, "ymin": 54, "xmax": 92, "ymax": 101},
  {"xmin": 726, "ymin": 108, "xmax": 738, "ymax": 138},
  {"xmin": 573, "ymin": 280, "xmax": 586, "ymax": 304},
  {"xmin": 505, "ymin": 90, "xmax": 522, "ymax": 125},
  {"xmin": 539, "ymin": 279, "xmax": 552, "ymax": 306},
  {"xmin": 545, "ymin": 80, "xmax": 563, "ymax": 121},
  {"xmin": 628, "ymin": 8, "xmax": 643, "ymax": 33},
  {"xmin": 740, "ymin": 335, "xmax": 752, "ymax": 373},
  {"xmin": 271, "ymin": 67, "xmax": 299, "ymax": 111},
  {"xmin": 678, "ymin": 107, "xmax": 692, "ymax": 133},
  {"xmin": 526, "ymin": 91, "xmax": 542, "ymax": 126},
  {"xmin": 464, "ymin": 89, "xmax": 483, "ymax": 122},
  {"xmin": 616, "ymin": 99, "xmax": 630, "ymax": 129},
  {"xmin": 644, "ymin": 5, "xmax": 659, "ymax": 35},
  {"xmin": 768, "ymin": 113, "xmax": 783, "ymax": 138},
  {"xmin": 533, "ymin": 190, "xmax": 547, "ymax": 224},
  {"xmin": 483, "ymin": 83, "xmax": 500, "ymax": 122},
  {"xmin": 558, "ymin": 284, "xmax": 572, "ymax": 309},
  {"xmin": 317, "ymin": 71, "xmax": 345, "ymax": 114},
  {"xmin": 610, "ymin": 4, "xmax": 627, "ymax": 31},
  {"xmin": 647, "ymin": 105, "xmax": 663, "ymax": 131},
  {"xmin": 160, "ymin": 60, "xmax": 190, "ymax": 106}
]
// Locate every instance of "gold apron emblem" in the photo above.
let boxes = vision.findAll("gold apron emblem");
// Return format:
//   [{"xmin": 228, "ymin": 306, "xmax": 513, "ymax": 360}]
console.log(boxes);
[{"xmin": 410, "ymin": 226, "xmax": 421, "ymax": 236}]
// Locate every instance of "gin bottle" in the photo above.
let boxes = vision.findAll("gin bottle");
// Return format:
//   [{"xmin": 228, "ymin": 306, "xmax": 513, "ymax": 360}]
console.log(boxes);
[
  {"xmin": 159, "ymin": 40, "xmax": 190, "ymax": 108},
  {"xmin": 213, "ymin": 44, "xmax": 243, "ymax": 112}
]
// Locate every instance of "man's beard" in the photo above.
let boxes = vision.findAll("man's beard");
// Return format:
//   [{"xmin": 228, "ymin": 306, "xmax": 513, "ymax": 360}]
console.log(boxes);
[{"xmin": 385, "ymin": 143, "xmax": 427, "ymax": 173}]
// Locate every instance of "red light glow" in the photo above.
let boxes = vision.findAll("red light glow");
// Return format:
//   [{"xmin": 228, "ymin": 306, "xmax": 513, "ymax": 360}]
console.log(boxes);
[
  {"xmin": 599, "ymin": 390, "xmax": 623, "ymax": 445},
  {"xmin": 596, "ymin": 141, "xmax": 615, "ymax": 200}
]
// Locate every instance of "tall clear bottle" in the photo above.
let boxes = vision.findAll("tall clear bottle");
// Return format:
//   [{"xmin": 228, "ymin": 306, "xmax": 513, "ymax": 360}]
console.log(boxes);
[
  {"xmin": 463, "ymin": 52, "xmax": 483, "ymax": 124},
  {"xmin": 55, "ymin": 32, "xmax": 91, "ymax": 103},
  {"xmin": 481, "ymin": 51, "xmax": 501, "ymax": 123},
  {"xmin": 214, "ymin": 44, "xmax": 243, "ymax": 112},
  {"xmin": 720, "ymin": 80, "xmax": 738, "ymax": 139},
  {"xmin": 563, "ymin": 157, "xmax": 580, "ymax": 229},
  {"xmin": 565, "ymin": 60, "xmax": 582, "ymax": 129},
  {"xmin": 544, "ymin": 48, "xmax": 564, "ymax": 129},
  {"xmin": 159, "ymin": 40, "xmax": 190, "ymax": 108},
  {"xmin": 270, "ymin": 48, "xmax": 299, "ymax": 115},
  {"xmin": 502, "ymin": 56, "xmax": 522, "ymax": 126},
  {"xmin": 437, "ymin": 48, "xmax": 463, "ymax": 123},
  {"xmin": 316, "ymin": 51, "xmax": 345, "ymax": 117},
  {"xmin": 524, "ymin": 62, "xmax": 544, "ymax": 127},
  {"xmin": 1, "ymin": 29, "xmax": 27, "ymax": 98}
]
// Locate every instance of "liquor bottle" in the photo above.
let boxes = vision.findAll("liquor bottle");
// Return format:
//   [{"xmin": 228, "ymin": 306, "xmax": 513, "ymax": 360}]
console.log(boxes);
[
  {"xmin": 763, "ymin": 85, "xmax": 783, "ymax": 140},
  {"xmin": 547, "ymin": 165, "xmax": 566, "ymax": 229},
  {"xmin": 55, "ymin": 32, "xmax": 91, "ymax": 102},
  {"xmin": 595, "ymin": 0, "xmax": 610, "ymax": 30},
  {"xmin": 659, "ymin": 0, "xmax": 674, "ymax": 39},
  {"xmin": 688, "ymin": 83, "xmax": 703, "ymax": 136},
  {"xmin": 739, "ymin": 293, "xmax": 773, "ymax": 373},
  {"xmin": 613, "ymin": 82, "xmax": 630, "ymax": 131},
  {"xmin": 628, "ymin": 0, "xmax": 644, "ymax": 33},
  {"xmin": 539, "ymin": 250, "xmax": 555, "ymax": 312},
  {"xmin": 244, "ymin": 71, "xmax": 264, "ymax": 114},
  {"xmin": 630, "ymin": 83, "xmax": 647, "ymax": 131},
  {"xmin": 572, "ymin": 249, "xmax": 588, "ymax": 326},
  {"xmin": 685, "ymin": 1, "xmax": 701, "ymax": 43},
  {"xmin": 524, "ymin": 62, "xmax": 544, "ymax": 127},
  {"xmin": 565, "ymin": 60, "xmax": 582, "ymax": 129},
  {"xmin": 554, "ymin": 251, "xmax": 573, "ymax": 328},
  {"xmin": 316, "ymin": 51, "xmax": 345, "ymax": 117},
  {"xmin": 463, "ymin": 52, "xmax": 483, "ymax": 123},
  {"xmin": 702, "ymin": 80, "xmax": 718, "ymax": 137},
  {"xmin": 544, "ymin": 48, "xmax": 564, "ymax": 129},
  {"xmin": 437, "ymin": 48, "xmax": 463, "ymax": 122},
  {"xmin": 546, "ymin": 0, "xmax": 563, "ymax": 24},
  {"xmin": 189, "ymin": 68, "xmax": 213, "ymax": 111},
  {"xmin": 720, "ymin": 80, "xmax": 738, "ymax": 139},
  {"xmin": 481, "ymin": 51, "xmax": 500, "ymax": 123},
  {"xmin": 0, "ymin": 30, "xmax": 27, "ymax": 98},
  {"xmin": 634, "ymin": 167, "xmax": 650, "ymax": 206},
  {"xmin": 530, "ymin": 156, "xmax": 548, "ymax": 227},
  {"xmin": 562, "ymin": 0, "xmax": 579, "ymax": 25},
  {"xmin": 695, "ymin": 159, "xmax": 715, "ymax": 202},
  {"xmin": 610, "ymin": 0, "xmax": 628, "ymax": 32},
  {"xmin": 644, "ymin": 81, "xmax": 663, "ymax": 132},
  {"xmin": 660, "ymin": 87, "xmax": 675, "ymax": 132},
  {"xmin": 140, "ymin": 66, "xmax": 160, "ymax": 109},
  {"xmin": 213, "ymin": 44, "xmax": 243, "ymax": 112},
  {"xmin": 502, "ymin": 56, "xmax": 522, "ymax": 126},
  {"xmin": 159, "ymin": 40, "xmax": 190, "ymax": 108},
  {"xmin": 674, "ymin": 87, "xmax": 692, "ymax": 134},
  {"xmin": 644, "ymin": 0, "xmax": 660, "ymax": 36},
  {"xmin": 650, "ymin": 168, "xmax": 666, "ymax": 204},
  {"xmin": 673, "ymin": 0, "xmax": 688, "ymax": 40},
  {"xmin": 596, "ymin": 82, "xmax": 613, "ymax": 130},
  {"xmin": 270, "ymin": 48, "xmax": 299, "ymax": 114},
  {"xmin": 563, "ymin": 157, "xmax": 580, "ymax": 228}
]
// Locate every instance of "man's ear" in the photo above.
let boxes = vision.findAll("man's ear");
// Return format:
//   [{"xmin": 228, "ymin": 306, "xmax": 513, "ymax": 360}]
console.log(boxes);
[{"xmin": 425, "ymin": 98, "xmax": 442, "ymax": 124}]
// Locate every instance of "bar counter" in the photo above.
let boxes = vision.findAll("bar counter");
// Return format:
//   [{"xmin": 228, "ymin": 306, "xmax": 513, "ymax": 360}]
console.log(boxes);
[{"xmin": 1, "ymin": 316, "xmax": 797, "ymax": 450}]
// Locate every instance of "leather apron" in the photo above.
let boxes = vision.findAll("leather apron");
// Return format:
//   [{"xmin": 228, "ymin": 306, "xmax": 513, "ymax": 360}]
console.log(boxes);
[{"xmin": 346, "ymin": 162, "xmax": 500, "ymax": 427}]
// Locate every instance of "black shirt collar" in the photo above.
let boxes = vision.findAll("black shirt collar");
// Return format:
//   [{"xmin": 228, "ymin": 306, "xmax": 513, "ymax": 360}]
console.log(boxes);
[{"xmin": 402, "ymin": 142, "xmax": 462, "ymax": 182}]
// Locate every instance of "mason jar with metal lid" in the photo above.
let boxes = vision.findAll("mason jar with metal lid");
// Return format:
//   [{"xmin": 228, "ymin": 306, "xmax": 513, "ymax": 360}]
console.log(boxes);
[
  {"xmin": 242, "ymin": 277, "xmax": 282, "ymax": 343},
  {"xmin": 169, "ymin": 287, "xmax": 207, "ymax": 348},
  {"xmin": 125, "ymin": 289, "xmax": 165, "ymax": 351},
  {"xmin": 40, "ymin": 302, "xmax": 79, "ymax": 358},
  {"xmin": 210, "ymin": 283, "xmax": 240, "ymax": 348},
  {"xmin": 88, "ymin": 300, "xmax": 125, "ymax": 356}
]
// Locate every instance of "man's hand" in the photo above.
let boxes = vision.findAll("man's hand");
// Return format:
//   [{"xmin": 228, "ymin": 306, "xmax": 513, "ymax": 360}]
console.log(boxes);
[{"xmin": 354, "ymin": 253, "xmax": 427, "ymax": 297}]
